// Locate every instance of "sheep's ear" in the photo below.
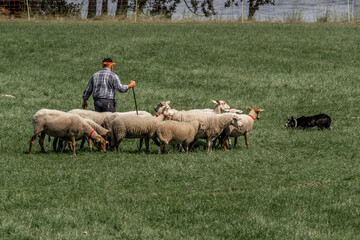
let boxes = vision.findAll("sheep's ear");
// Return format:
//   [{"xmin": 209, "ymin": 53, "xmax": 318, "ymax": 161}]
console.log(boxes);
[
  {"xmin": 199, "ymin": 121, "xmax": 206, "ymax": 129},
  {"xmin": 163, "ymin": 113, "xmax": 171, "ymax": 120},
  {"xmin": 166, "ymin": 101, "xmax": 170, "ymax": 105},
  {"xmin": 246, "ymin": 106, "xmax": 252, "ymax": 110}
]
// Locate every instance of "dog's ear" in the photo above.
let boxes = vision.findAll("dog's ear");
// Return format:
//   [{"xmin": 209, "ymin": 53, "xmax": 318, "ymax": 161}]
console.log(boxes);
[{"xmin": 291, "ymin": 116, "xmax": 294, "ymax": 120}]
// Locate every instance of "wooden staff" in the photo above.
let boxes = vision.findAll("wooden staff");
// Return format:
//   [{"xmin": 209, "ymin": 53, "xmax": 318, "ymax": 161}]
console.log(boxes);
[{"xmin": 132, "ymin": 87, "xmax": 138, "ymax": 115}]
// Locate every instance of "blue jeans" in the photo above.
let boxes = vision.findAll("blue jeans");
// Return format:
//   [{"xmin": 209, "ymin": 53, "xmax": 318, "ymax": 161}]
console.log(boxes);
[{"xmin": 94, "ymin": 99, "xmax": 116, "ymax": 112}]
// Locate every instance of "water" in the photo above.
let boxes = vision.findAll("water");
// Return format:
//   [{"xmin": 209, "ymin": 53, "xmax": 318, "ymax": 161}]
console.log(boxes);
[{"xmin": 69, "ymin": 0, "xmax": 359, "ymax": 22}]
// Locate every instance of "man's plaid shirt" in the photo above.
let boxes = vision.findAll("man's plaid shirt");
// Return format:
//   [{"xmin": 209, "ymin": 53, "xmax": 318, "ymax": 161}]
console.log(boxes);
[{"xmin": 82, "ymin": 68, "xmax": 128, "ymax": 101}]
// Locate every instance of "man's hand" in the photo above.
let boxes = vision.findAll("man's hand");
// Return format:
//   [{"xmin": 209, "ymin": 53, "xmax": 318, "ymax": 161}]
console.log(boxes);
[
  {"xmin": 82, "ymin": 100, "xmax": 88, "ymax": 109},
  {"xmin": 128, "ymin": 81, "xmax": 136, "ymax": 89}
]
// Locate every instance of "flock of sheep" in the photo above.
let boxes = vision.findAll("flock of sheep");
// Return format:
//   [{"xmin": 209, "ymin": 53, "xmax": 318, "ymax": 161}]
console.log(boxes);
[{"xmin": 29, "ymin": 100, "xmax": 264, "ymax": 155}]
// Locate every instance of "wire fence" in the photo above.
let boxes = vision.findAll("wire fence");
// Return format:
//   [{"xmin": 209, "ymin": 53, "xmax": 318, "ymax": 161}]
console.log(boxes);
[{"xmin": 0, "ymin": 0, "xmax": 359, "ymax": 22}]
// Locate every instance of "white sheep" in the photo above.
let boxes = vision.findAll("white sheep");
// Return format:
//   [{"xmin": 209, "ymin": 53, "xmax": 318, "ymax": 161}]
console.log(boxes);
[
  {"xmin": 154, "ymin": 100, "xmax": 230, "ymax": 115},
  {"xmin": 220, "ymin": 107, "xmax": 264, "ymax": 150},
  {"xmin": 163, "ymin": 110, "xmax": 242, "ymax": 151},
  {"xmin": 156, "ymin": 120, "xmax": 206, "ymax": 154},
  {"xmin": 55, "ymin": 118, "xmax": 111, "ymax": 152},
  {"xmin": 29, "ymin": 109, "xmax": 107, "ymax": 155},
  {"xmin": 112, "ymin": 114, "xmax": 168, "ymax": 153},
  {"xmin": 68, "ymin": 109, "xmax": 151, "ymax": 150}
]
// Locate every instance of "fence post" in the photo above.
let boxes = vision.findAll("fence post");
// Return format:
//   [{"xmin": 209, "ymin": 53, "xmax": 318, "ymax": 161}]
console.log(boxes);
[
  {"xmin": 347, "ymin": 0, "xmax": 350, "ymax": 22},
  {"xmin": 26, "ymin": 0, "xmax": 30, "ymax": 21},
  {"xmin": 135, "ymin": 0, "xmax": 138, "ymax": 22},
  {"xmin": 241, "ymin": 0, "xmax": 244, "ymax": 23}
]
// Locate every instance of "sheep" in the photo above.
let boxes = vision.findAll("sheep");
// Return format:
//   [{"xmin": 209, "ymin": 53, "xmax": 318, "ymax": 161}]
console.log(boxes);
[
  {"xmin": 29, "ymin": 109, "xmax": 107, "ymax": 155},
  {"xmin": 55, "ymin": 118, "xmax": 111, "ymax": 152},
  {"xmin": 219, "ymin": 107, "xmax": 264, "ymax": 150},
  {"xmin": 112, "ymin": 114, "xmax": 168, "ymax": 153},
  {"xmin": 156, "ymin": 120, "xmax": 206, "ymax": 154},
  {"xmin": 154, "ymin": 100, "xmax": 230, "ymax": 115},
  {"xmin": 68, "ymin": 109, "xmax": 152, "ymax": 150},
  {"xmin": 162, "ymin": 109, "xmax": 242, "ymax": 151}
]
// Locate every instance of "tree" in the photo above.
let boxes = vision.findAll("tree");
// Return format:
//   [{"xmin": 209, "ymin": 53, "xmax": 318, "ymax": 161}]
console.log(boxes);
[
  {"xmin": 127, "ymin": 0, "xmax": 216, "ymax": 18},
  {"xmin": 225, "ymin": 0, "xmax": 275, "ymax": 20}
]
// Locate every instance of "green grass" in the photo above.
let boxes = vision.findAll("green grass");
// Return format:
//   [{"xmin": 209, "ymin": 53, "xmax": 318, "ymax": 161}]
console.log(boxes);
[{"xmin": 1, "ymin": 21, "xmax": 359, "ymax": 239}]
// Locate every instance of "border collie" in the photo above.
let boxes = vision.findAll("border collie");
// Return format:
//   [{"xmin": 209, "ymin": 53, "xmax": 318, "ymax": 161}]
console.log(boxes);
[{"xmin": 285, "ymin": 114, "xmax": 331, "ymax": 129}]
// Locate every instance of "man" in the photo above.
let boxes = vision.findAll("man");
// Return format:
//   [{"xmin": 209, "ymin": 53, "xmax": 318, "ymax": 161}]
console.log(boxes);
[{"xmin": 82, "ymin": 58, "xmax": 136, "ymax": 112}]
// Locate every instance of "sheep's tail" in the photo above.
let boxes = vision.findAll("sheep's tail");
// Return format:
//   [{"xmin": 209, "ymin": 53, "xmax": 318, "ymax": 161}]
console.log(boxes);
[{"xmin": 157, "ymin": 132, "xmax": 168, "ymax": 145}]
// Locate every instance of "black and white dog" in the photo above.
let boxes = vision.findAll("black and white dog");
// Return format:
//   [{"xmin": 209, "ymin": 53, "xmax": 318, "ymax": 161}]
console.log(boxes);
[{"xmin": 285, "ymin": 114, "xmax": 331, "ymax": 129}]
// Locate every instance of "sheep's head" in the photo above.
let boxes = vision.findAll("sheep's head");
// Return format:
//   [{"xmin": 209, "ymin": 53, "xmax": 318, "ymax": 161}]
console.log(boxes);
[
  {"xmin": 246, "ymin": 107, "xmax": 264, "ymax": 119},
  {"xmin": 212, "ymin": 100, "xmax": 231, "ymax": 112},
  {"xmin": 231, "ymin": 115, "xmax": 243, "ymax": 128},
  {"xmin": 197, "ymin": 121, "xmax": 207, "ymax": 134},
  {"xmin": 93, "ymin": 136, "xmax": 107, "ymax": 152},
  {"xmin": 229, "ymin": 108, "xmax": 243, "ymax": 114},
  {"xmin": 154, "ymin": 101, "xmax": 170, "ymax": 114},
  {"xmin": 161, "ymin": 113, "xmax": 172, "ymax": 121},
  {"xmin": 161, "ymin": 106, "xmax": 175, "ymax": 118}
]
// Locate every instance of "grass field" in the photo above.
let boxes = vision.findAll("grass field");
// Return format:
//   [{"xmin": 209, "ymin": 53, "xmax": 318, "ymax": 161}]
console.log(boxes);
[{"xmin": 1, "ymin": 21, "xmax": 360, "ymax": 239}]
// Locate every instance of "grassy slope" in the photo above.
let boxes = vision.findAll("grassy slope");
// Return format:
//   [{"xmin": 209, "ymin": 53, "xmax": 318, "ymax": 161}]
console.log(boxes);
[{"xmin": 1, "ymin": 22, "xmax": 359, "ymax": 239}]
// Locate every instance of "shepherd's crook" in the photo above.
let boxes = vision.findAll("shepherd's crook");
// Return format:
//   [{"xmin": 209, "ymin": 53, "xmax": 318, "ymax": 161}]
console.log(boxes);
[{"xmin": 132, "ymin": 87, "xmax": 138, "ymax": 115}]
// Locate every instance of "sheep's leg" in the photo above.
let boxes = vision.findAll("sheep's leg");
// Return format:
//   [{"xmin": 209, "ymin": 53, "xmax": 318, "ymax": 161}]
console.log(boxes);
[
  {"xmin": 207, "ymin": 138, "xmax": 213, "ymax": 152},
  {"xmin": 151, "ymin": 137, "xmax": 160, "ymax": 147},
  {"xmin": 71, "ymin": 137, "xmax": 76, "ymax": 155},
  {"xmin": 221, "ymin": 137, "xmax": 228, "ymax": 151},
  {"xmin": 87, "ymin": 138, "xmax": 92, "ymax": 151},
  {"xmin": 245, "ymin": 133, "xmax": 249, "ymax": 149},
  {"xmin": 158, "ymin": 143, "xmax": 168, "ymax": 154},
  {"xmin": 29, "ymin": 134, "xmax": 38, "ymax": 154},
  {"xmin": 58, "ymin": 139, "xmax": 63, "ymax": 152},
  {"xmin": 80, "ymin": 139, "xmax": 86, "ymax": 150},
  {"xmin": 158, "ymin": 144, "xmax": 164, "ymax": 154},
  {"xmin": 60, "ymin": 140, "xmax": 67, "ymax": 153},
  {"xmin": 145, "ymin": 138, "xmax": 150, "ymax": 153},
  {"xmin": 162, "ymin": 144, "xmax": 167, "ymax": 154},
  {"xmin": 68, "ymin": 141, "xmax": 72, "ymax": 151},
  {"xmin": 53, "ymin": 137, "xmax": 58, "ymax": 152},
  {"xmin": 189, "ymin": 140, "xmax": 196, "ymax": 152},
  {"xmin": 178, "ymin": 144, "xmax": 184, "ymax": 153},
  {"xmin": 116, "ymin": 139, "xmax": 122, "ymax": 153},
  {"xmin": 233, "ymin": 137, "xmax": 237, "ymax": 148},
  {"xmin": 185, "ymin": 144, "xmax": 189, "ymax": 153},
  {"xmin": 139, "ymin": 138, "xmax": 143, "ymax": 152},
  {"xmin": 39, "ymin": 132, "xmax": 46, "ymax": 153}
]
